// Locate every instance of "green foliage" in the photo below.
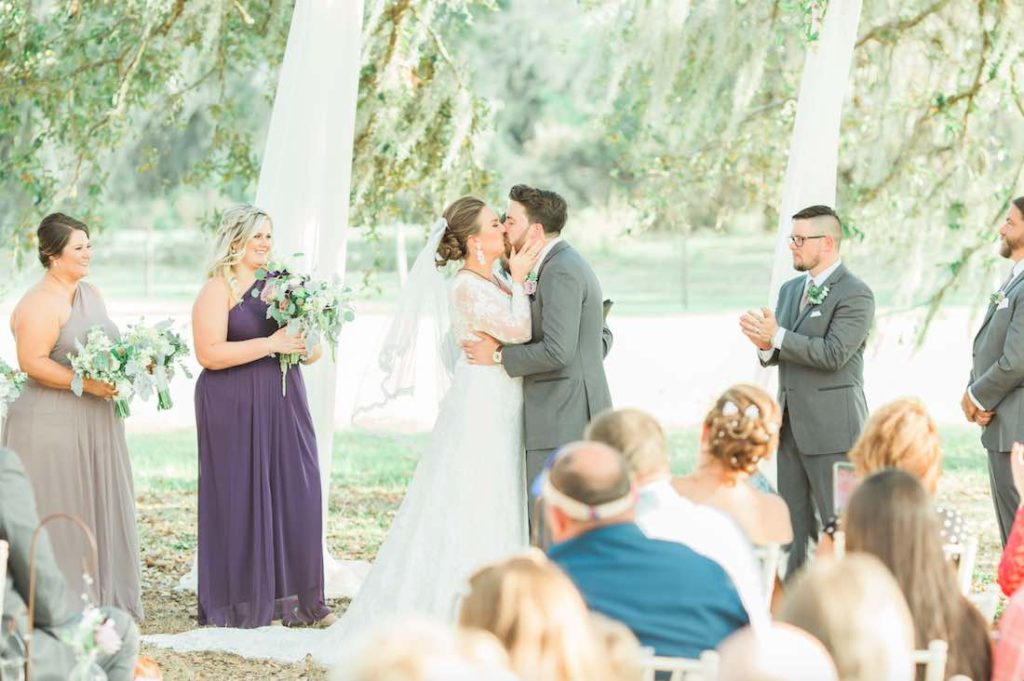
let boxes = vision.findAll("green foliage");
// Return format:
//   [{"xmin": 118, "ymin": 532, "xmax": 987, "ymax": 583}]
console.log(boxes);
[{"xmin": 0, "ymin": 0, "xmax": 494, "ymax": 263}]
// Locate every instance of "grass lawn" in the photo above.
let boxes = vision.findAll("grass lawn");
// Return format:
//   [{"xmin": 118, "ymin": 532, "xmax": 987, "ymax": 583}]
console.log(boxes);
[{"xmin": 133, "ymin": 425, "xmax": 1002, "ymax": 679}]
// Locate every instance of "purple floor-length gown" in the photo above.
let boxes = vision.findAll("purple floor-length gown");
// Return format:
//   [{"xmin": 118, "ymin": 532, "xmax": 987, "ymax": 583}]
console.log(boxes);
[{"xmin": 196, "ymin": 280, "xmax": 331, "ymax": 628}]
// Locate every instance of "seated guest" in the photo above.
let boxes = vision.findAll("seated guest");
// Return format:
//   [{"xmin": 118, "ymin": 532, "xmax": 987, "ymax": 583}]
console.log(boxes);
[
  {"xmin": 331, "ymin": 617, "xmax": 515, "ymax": 681},
  {"xmin": 586, "ymin": 408, "xmax": 769, "ymax": 624},
  {"xmin": 544, "ymin": 441, "xmax": 749, "ymax": 659},
  {"xmin": 845, "ymin": 469, "xmax": 992, "ymax": 681},
  {"xmin": 997, "ymin": 441, "xmax": 1024, "ymax": 596},
  {"xmin": 845, "ymin": 397, "xmax": 969, "ymax": 547},
  {"xmin": 994, "ymin": 585, "xmax": 1024, "ymax": 681},
  {"xmin": 0, "ymin": 448, "xmax": 139, "ymax": 679},
  {"xmin": 780, "ymin": 555, "xmax": 915, "ymax": 681},
  {"xmin": 717, "ymin": 623, "xmax": 839, "ymax": 681},
  {"xmin": 672, "ymin": 384, "xmax": 792, "ymax": 547},
  {"xmin": 459, "ymin": 550, "xmax": 619, "ymax": 681},
  {"xmin": 590, "ymin": 613, "xmax": 644, "ymax": 681}
]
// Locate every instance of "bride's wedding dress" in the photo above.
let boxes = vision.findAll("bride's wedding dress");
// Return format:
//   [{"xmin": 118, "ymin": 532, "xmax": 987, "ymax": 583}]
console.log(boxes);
[{"xmin": 145, "ymin": 270, "xmax": 530, "ymax": 664}]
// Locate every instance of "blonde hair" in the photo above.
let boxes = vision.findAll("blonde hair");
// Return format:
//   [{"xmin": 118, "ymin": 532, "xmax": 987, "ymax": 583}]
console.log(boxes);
[
  {"xmin": 331, "ymin": 617, "xmax": 513, "ymax": 681},
  {"xmin": 589, "ymin": 613, "xmax": 644, "ymax": 681},
  {"xmin": 586, "ymin": 408, "xmax": 668, "ymax": 479},
  {"xmin": 847, "ymin": 397, "xmax": 942, "ymax": 481},
  {"xmin": 780, "ymin": 555, "xmax": 915, "ymax": 681},
  {"xmin": 458, "ymin": 550, "xmax": 610, "ymax": 681},
  {"xmin": 206, "ymin": 204, "xmax": 270, "ymax": 304},
  {"xmin": 703, "ymin": 384, "xmax": 781, "ymax": 475}
]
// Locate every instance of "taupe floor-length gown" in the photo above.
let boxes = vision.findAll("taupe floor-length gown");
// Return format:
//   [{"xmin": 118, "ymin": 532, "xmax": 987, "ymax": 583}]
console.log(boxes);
[{"xmin": 1, "ymin": 281, "xmax": 143, "ymax": 619}]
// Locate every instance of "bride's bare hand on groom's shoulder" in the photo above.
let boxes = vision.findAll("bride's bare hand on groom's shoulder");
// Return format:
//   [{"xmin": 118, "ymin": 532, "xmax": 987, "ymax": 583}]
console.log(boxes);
[
  {"xmin": 509, "ymin": 236, "xmax": 545, "ymax": 283},
  {"xmin": 463, "ymin": 332, "xmax": 499, "ymax": 365}
]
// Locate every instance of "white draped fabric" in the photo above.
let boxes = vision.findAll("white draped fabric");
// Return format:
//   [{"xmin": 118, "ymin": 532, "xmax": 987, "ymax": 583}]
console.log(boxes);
[
  {"xmin": 176, "ymin": 0, "xmax": 369, "ymax": 598},
  {"xmin": 756, "ymin": 0, "xmax": 863, "ymax": 485}
]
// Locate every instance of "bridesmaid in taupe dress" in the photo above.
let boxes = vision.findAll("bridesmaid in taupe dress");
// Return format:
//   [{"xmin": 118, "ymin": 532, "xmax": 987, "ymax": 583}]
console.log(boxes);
[{"xmin": 1, "ymin": 213, "xmax": 142, "ymax": 620}]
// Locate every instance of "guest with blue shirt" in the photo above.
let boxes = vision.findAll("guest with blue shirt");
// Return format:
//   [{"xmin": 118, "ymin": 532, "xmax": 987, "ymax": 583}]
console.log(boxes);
[{"xmin": 544, "ymin": 441, "xmax": 750, "ymax": 660}]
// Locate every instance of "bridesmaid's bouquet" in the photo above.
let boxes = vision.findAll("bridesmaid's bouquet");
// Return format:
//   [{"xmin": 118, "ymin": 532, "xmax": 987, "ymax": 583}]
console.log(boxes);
[
  {"xmin": 0, "ymin": 357, "xmax": 27, "ymax": 418},
  {"xmin": 254, "ymin": 262, "xmax": 355, "ymax": 395},
  {"xmin": 69, "ymin": 321, "xmax": 193, "ymax": 417},
  {"xmin": 69, "ymin": 326, "xmax": 135, "ymax": 418},
  {"xmin": 122, "ymin": 320, "xmax": 193, "ymax": 410}
]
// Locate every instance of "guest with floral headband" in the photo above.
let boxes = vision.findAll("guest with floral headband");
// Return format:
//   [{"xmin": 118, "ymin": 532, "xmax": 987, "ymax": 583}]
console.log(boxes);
[
  {"xmin": 545, "ymin": 441, "xmax": 750, "ymax": 659},
  {"xmin": 673, "ymin": 384, "xmax": 793, "ymax": 548}
]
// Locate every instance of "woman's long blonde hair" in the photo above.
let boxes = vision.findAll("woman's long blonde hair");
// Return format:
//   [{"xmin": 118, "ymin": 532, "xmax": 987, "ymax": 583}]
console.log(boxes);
[
  {"xmin": 458, "ymin": 551, "xmax": 615, "ymax": 681},
  {"xmin": 207, "ymin": 204, "xmax": 270, "ymax": 304}
]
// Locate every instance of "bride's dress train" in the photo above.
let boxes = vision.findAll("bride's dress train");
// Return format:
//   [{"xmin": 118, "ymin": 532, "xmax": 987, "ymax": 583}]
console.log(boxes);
[{"xmin": 146, "ymin": 271, "xmax": 530, "ymax": 664}]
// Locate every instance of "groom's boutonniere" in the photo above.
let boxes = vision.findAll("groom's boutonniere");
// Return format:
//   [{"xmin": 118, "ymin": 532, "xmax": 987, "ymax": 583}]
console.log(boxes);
[
  {"xmin": 807, "ymin": 283, "xmax": 830, "ymax": 306},
  {"xmin": 524, "ymin": 272, "xmax": 539, "ymax": 296},
  {"xmin": 992, "ymin": 290, "xmax": 1007, "ymax": 306}
]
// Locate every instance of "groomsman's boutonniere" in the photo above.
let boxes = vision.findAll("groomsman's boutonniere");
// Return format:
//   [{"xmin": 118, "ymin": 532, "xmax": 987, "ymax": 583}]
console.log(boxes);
[
  {"xmin": 807, "ymin": 283, "xmax": 830, "ymax": 306},
  {"xmin": 524, "ymin": 272, "xmax": 539, "ymax": 296},
  {"xmin": 992, "ymin": 290, "xmax": 1007, "ymax": 306}
]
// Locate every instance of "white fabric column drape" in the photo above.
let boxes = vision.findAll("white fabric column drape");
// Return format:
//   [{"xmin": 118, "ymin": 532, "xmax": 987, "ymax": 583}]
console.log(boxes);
[
  {"xmin": 178, "ymin": 0, "xmax": 368, "ymax": 598},
  {"xmin": 756, "ymin": 0, "xmax": 862, "ymax": 485}
]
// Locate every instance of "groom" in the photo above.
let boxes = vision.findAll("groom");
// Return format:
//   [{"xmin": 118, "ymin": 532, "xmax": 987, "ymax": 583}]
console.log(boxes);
[{"xmin": 464, "ymin": 184, "xmax": 613, "ymax": 533}]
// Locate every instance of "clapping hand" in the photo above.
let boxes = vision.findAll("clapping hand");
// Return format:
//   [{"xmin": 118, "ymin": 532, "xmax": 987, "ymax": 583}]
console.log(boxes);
[{"xmin": 740, "ymin": 307, "xmax": 778, "ymax": 351}]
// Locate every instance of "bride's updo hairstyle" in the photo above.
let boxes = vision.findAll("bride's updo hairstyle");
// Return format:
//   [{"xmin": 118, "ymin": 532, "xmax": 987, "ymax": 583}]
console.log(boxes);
[
  {"xmin": 703, "ymin": 383, "xmax": 781, "ymax": 475},
  {"xmin": 436, "ymin": 196, "xmax": 486, "ymax": 268},
  {"xmin": 206, "ymin": 203, "xmax": 269, "ymax": 304}
]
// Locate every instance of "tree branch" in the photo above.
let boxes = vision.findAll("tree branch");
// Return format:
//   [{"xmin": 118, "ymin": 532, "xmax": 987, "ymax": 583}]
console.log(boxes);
[{"xmin": 855, "ymin": 0, "xmax": 952, "ymax": 48}]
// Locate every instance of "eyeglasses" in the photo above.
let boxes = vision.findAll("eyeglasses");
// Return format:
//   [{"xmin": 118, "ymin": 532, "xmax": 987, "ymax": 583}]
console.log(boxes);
[{"xmin": 789, "ymin": 235, "xmax": 827, "ymax": 247}]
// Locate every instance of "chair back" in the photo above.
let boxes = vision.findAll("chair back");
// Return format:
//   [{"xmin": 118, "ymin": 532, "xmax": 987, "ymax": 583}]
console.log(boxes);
[
  {"xmin": 944, "ymin": 535, "xmax": 978, "ymax": 595},
  {"xmin": 911, "ymin": 639, "xmax": 948, "ymax": 681},
  {"xmin": 752, "ymin": 543, "xmax": 780, "ymax": 605},
  {"xmin": 641, "ymin": 651, "xmax": 719, "ymax": 681},
  {"xmin": 0, "ymin": 540, "xmax": 7, "ymax": 616}
]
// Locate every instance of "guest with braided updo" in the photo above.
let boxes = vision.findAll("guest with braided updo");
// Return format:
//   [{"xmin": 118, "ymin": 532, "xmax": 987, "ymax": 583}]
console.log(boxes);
[{"xmin": 673, "ymin": 384, "xmax": 793, "ymax": 546}]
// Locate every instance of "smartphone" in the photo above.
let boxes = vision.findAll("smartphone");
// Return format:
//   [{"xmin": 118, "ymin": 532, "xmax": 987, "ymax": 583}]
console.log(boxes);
[
  {"xmin": 833, "ymin": 461, "xmax": 858, "ymax": 516},
  {"xmin": 603, "ymin": 299, "xmax": 614, "ymax": 320}
]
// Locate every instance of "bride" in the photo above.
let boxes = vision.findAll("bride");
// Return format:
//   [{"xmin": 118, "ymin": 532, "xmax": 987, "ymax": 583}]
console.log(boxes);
[{"xmin": 147, "ymin": 196, "xmax": 543, "ymax": 663}]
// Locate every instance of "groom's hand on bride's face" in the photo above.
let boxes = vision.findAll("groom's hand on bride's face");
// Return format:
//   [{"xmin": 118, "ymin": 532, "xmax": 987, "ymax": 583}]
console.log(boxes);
[{"xmin": 462, "ymin": 333, "xmax": 500, "ymax": 365}]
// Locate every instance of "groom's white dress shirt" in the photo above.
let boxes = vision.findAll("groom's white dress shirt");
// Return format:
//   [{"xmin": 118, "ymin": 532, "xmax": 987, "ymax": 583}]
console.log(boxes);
[
  {"xmin": 758, "ymin": 258, "xmax": 843, "ymax": 363},
  {"xmin": 635, "ymin": 477, "xmax": 770, "ymax": 630},
  {"xmin": 531, "ymin": 236, "xmax": 562, "ymax": 277}
]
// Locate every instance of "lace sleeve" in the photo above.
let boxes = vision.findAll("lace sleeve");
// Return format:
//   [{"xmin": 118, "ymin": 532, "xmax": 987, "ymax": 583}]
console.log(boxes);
[{"xmin": 452, "ymin": 275, "xmax": 531, "ymax": 345}]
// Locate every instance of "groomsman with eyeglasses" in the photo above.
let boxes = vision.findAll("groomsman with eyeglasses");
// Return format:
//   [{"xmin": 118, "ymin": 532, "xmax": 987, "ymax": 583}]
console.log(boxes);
[
  {"xmin": 963, "ymin": 197, "xmax": 1024, "ymax": 546},
  {"xmin": 740, "ymin": 205, "xmax": 875, "ymax": 578}
]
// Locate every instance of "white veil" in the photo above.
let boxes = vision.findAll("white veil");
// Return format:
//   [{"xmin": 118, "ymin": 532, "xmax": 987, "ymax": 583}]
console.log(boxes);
[{"xmin": 352, "ymin": 218, "xmax": 460, "ymax": 431}]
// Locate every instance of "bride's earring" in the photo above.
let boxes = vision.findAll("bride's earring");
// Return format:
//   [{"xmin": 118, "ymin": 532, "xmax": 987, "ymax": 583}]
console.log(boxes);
[{"xmin": 475, "ymin": 242, "xmax": 485, "ymax": 265}]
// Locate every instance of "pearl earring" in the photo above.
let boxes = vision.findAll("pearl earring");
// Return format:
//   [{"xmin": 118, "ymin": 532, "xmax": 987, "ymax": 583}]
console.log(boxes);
[{"xmin": 475, "ymin": 243, "xmax": 485, "ymax": 265}]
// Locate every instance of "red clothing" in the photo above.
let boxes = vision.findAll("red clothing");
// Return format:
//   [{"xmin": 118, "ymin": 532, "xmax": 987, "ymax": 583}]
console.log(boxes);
[
  {"xmin": 998, "ymin": 506, "xmax": 1024, "ymax": 597},
  {"xmin": 995, "ymin": 589, "xmax": 1024, "ymax": 681}
]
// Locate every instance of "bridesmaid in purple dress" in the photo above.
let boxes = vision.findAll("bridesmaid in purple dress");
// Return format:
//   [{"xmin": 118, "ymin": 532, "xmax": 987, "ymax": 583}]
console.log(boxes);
[{"xmin": 191, "ymin": 204, "xmax": 333, "ymax": 628}]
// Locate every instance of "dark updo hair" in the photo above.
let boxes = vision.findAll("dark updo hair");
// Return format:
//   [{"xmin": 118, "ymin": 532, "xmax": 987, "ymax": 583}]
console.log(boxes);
[
  {"xmin": 703, "ymin": 383, "xmax": 781, "ymax": 475},
  {"xmin": 1013, "ymin": 196, "xmax": 1024, "ymax": 215},
  {"xmin": 436, "ymin": 196, "xmax": 487, "ymax": 268},
  {"xmin": 509, "ymin": 184, "xmax": 567, "ymax": 235},
  {"xmin": 37, "ymin": 213, "xmax": 90, "ymax": 268}
]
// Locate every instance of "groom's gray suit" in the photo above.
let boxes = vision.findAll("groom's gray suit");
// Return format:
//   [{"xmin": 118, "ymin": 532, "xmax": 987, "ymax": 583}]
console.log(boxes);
[
  {"xmin": 502, "ymin": 240, "xmax": 613, "ymax": 530},
  {"xmin": 760, "ymin": 263, "xmax": 874, "ymax": 576},
  {"xmin": 969, "ymin": 263, "xmax": 1024, "ymax": 545}
]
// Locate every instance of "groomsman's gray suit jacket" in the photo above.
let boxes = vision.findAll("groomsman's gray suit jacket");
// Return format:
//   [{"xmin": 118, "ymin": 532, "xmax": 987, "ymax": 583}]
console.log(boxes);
[
  {"xmin": 760, "ymin": 264, "xmax": 874, "ymax": 455},
  {"xmin": 971, "ymin": 272, "xmax": 1024, "ymax": 452},
  {"xmin": 1, "ymin": 448, "xmax": 138, "ymax": 680},
  {"xmin": 502, "ymin": 241, "xmax": 613, "ymax": 451}
]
